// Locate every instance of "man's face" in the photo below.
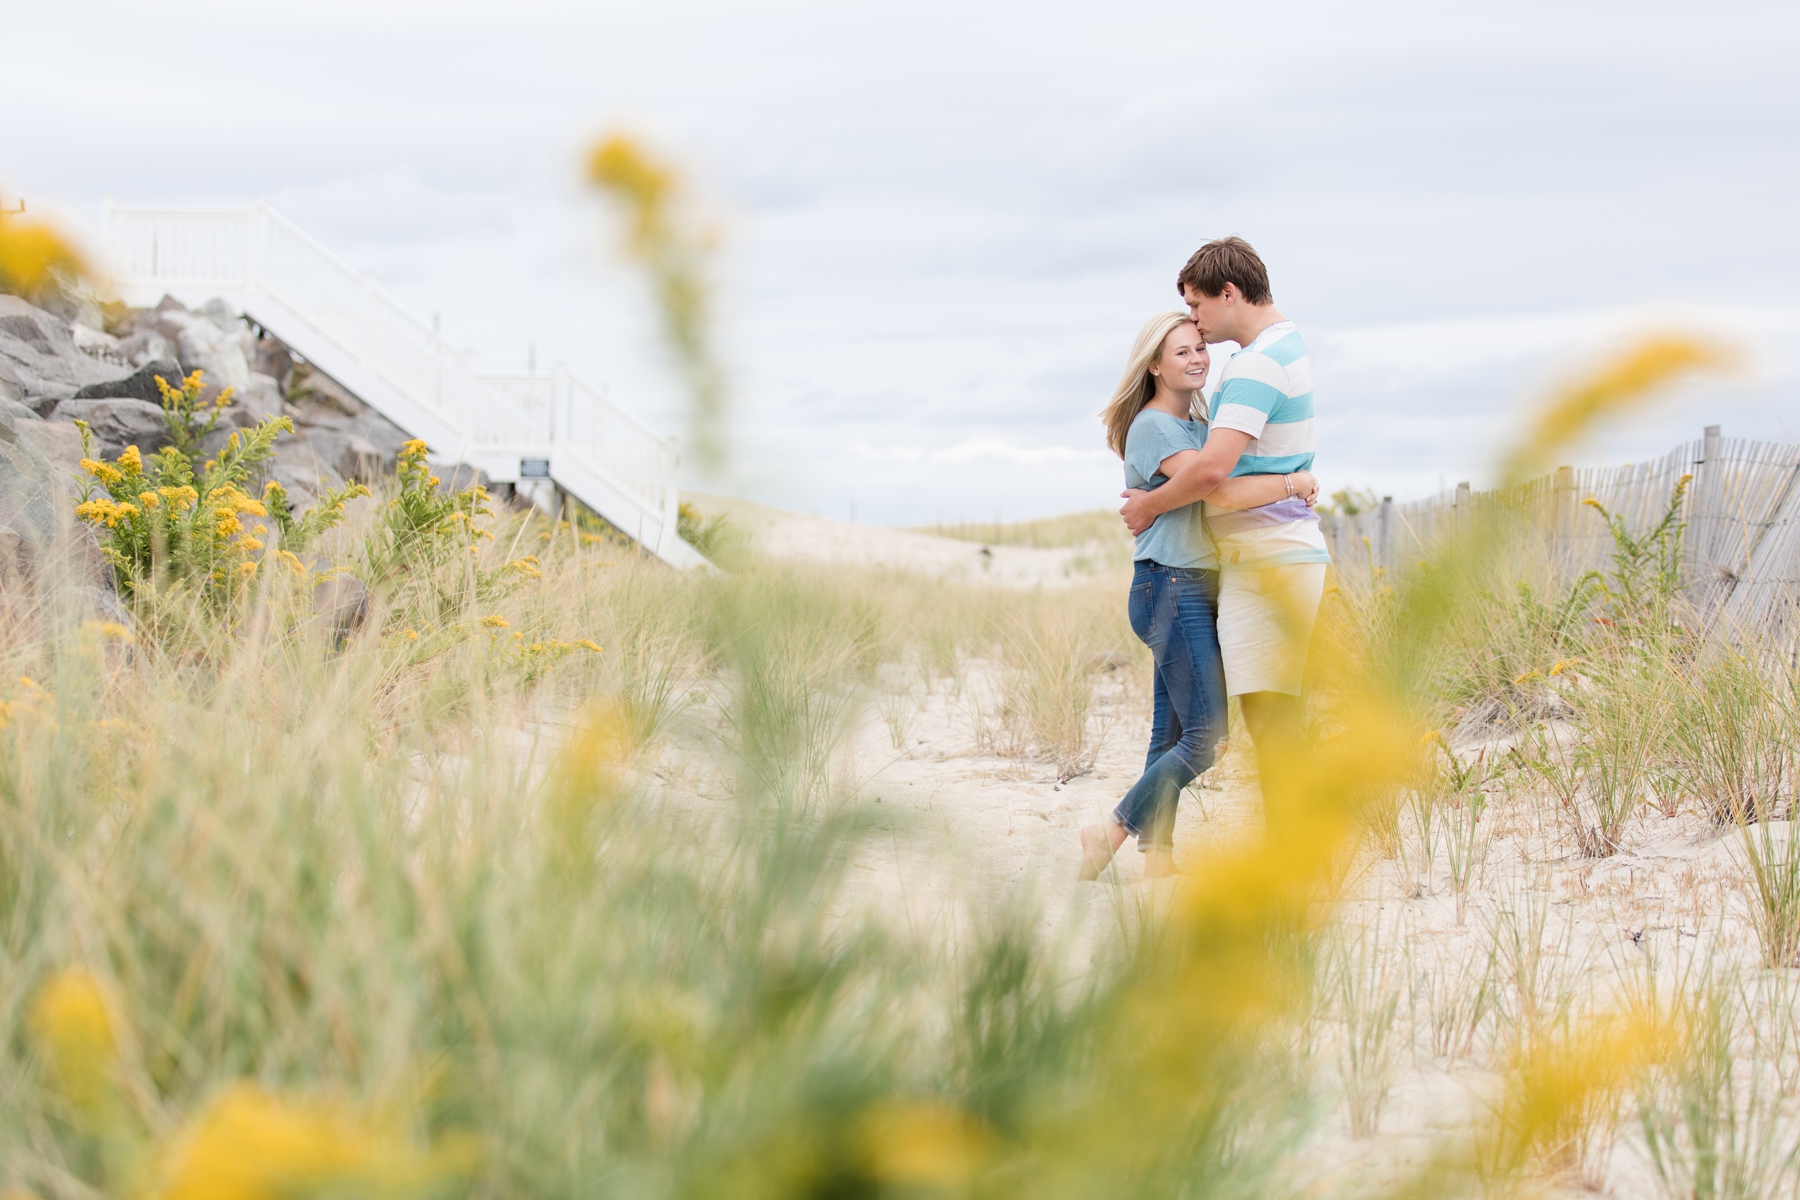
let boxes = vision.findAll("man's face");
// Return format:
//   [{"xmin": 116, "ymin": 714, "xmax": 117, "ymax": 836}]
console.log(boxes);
[{"xmin": 1182, "ymin": 284, "xmax": 1233, "ymax": 344}]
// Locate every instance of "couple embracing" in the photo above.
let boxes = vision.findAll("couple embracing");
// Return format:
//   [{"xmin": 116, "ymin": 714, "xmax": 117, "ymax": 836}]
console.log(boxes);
[{"xmin": 1079, "ymin": 237, "xmax": 1329, "ymax": 881}]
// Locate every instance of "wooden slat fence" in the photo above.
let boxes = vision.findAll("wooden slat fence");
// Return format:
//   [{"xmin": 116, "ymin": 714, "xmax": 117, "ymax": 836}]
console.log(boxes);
[{"xmin": 1319, "ymin": 426, "xmax": 1800, "ymax": 656}]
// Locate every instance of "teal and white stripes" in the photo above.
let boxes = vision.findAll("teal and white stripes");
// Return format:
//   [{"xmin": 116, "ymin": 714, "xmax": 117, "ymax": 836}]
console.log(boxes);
[{"xmin": 1209, "ymin": 321, "xmax": 1315, "ymax": 478}]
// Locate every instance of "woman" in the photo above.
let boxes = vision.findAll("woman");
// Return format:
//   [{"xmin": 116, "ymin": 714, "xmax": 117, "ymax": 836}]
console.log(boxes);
[{"xmin": 1078, "ymin": 314, "xmax": 1315, "ymax": 880}]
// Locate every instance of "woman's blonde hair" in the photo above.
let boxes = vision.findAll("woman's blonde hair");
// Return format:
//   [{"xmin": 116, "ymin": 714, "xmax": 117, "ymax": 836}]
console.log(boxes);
[{"xmin": 1100, "ymin": 311, "xmax": 1204, "ymax": 458}]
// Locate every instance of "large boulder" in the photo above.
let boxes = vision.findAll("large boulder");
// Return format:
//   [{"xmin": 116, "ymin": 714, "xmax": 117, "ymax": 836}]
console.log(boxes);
[
  {"xmin": 16, "ymin": 418, "xmax": 84, "ymax": 473},
  {"xmin": 161, "ymin": 308, "xmax": 252, "ymax": 393},
  {"xmin": 251, "ymin": 334, "xmax": 294, "ymax": 392},
  {"xmin": 237, "ymin": 372, "xmax": 286, "ymax": 422},
  {"xmin": 0, "ymin": 399, "xmax": 109, "ymax": 596},
  {"xmin": 264, "ymin": 427, "xmax": 350, "ymax": 509},
  {"xmin": 115, "ymin": 327, "xmax": 178, "ymax": 368},
  {"xmin": 0, "ymin": 295, "xmax": 138, "ymax": 412},
  {"xmin": 73, "ymin": 357, "xmax": 182, "ymax": 405},
  {"xmin": 47, "ymin": 397, "xmax": 170, "ymax": 461}
]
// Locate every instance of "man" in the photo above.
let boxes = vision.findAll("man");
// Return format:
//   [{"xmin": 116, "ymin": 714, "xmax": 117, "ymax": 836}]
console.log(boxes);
[{"xmin": 1119, "ymin": 237, "xmax": 1329, "ymax": 814}]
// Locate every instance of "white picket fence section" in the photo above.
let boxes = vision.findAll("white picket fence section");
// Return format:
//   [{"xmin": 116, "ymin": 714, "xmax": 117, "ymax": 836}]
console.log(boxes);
[
  {"xmin": 1321, "ymin": 425, "xmax": 1800, "ymax": 658},
  {"xmin": 99, "ymin": 200, "xmax": 709, "ymax": 569}
]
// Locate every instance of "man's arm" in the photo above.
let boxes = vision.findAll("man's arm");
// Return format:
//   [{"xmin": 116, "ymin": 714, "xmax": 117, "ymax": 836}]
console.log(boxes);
[
  {"xmin": 1209, "ymin": 470, "xmax": 1317, "ymax": 512},
  {"xmin": 1118, "ymin": 428, "xmax": 1252, "ymax": 535}
]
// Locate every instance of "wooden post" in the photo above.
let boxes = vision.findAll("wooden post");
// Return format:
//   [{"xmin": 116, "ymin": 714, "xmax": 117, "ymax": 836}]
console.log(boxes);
[
  {"xmin": 1552, "ymin": 465, "xmax": 1577, "ymax": 582},
  {"xmin": 1689, "ymin": 425, "xmax": 1722, "ymax": 587},
  {"xmin": 1377, "ymin": 496, "xmax": 1394, "ymax": 574}
]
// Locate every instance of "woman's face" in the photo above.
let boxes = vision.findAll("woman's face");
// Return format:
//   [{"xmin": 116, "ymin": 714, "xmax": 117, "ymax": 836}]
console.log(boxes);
[{"xmin": 1149, "ymin": 322, "xmax": 1210, "ymax": 393}]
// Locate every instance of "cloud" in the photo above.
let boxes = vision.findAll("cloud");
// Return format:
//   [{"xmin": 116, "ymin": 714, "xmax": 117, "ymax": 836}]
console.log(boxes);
[
  {"xmin": 855, "ymin": 438, "xmax": 1113, "ymax": 465},
  {"xmin": 8, "ymin": 0, "xmax": 1798, "ymax": 525}
]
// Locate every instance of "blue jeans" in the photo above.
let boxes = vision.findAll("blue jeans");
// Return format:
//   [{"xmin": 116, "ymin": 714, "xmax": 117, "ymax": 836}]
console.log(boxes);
[{"xmin": 1112, "ymin": 561, "xmax": 1228, "ymax": 853}]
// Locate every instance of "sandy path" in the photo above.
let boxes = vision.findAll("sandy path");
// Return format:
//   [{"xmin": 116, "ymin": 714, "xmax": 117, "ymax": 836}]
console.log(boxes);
[
  {"xmin": 682, "ymin": 492, "xmax": 1114, "ymax": 587},
  {"xmin": 667, "ymin": 496, "xmax": 1767, "ymax": 1196}
]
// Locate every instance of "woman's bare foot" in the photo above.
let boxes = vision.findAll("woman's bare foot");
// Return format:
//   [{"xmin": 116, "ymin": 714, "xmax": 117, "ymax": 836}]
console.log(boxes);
[
  {"xmin": 1143, "ymin": 848, "xmax": 1182, "ymax": 879},
  {"xmin": 1079, "ymin": 822, "xmax": 1127, "ymax": 881}
]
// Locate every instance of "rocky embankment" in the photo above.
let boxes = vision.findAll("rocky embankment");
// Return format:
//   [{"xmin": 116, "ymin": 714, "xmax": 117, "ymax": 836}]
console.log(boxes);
[
  {"xmin": 0, "ymin": 282, "xmax": 473, "ymax": 600},
  {"xmin": 1, "ymin": 285, "xmax": 415, "ymax": 500}
]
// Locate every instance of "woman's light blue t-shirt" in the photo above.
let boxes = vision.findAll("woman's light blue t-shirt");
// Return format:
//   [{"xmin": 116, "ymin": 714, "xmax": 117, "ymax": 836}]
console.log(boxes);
[{"xmin": 1124, "ymin": 408, "xmax": 1217, "ymax": 571}]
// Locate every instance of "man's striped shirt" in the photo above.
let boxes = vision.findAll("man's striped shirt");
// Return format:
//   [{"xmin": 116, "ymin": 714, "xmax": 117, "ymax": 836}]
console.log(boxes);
[
  {"xmin": 1209, "ymin": 320, "xmax": 1314, "ymax": 478},
  {"xmin": 1204, "ymin": 319, "xmax": 1330, "ymax": 569}
]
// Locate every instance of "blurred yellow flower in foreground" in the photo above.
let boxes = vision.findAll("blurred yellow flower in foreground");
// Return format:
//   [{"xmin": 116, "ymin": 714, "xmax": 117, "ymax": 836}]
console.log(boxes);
[
  {"xmin": 1504, "ymin": 336, "xmax": 1734, "ymax": 483},
  {"xmin": 0, "ymin": 203, "xmax": 88, "ymax": 293},
  {"xmin": 150, "ymin": 1084, "xmax": 478, "ymax": 1200},
  {"xmin": 856, "ymin": 1101, "xmax": 993, "ymax": 1188},
  {"xmin": 29, "ymin": 968, "xmax": 118, "ymax": 1113}
]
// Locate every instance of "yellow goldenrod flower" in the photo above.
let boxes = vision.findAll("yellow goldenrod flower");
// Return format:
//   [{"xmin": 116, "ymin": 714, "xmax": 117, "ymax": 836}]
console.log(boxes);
[
  {"xmin": 79, "ymin": 458, "xmax": 124, "ymax": 487},
  {"xmin": 79, "ymin": 621, "xmax": 135, "ymax": 644},
  {"xmin": 118, "ymin": 444, "xmax": 142, "ymax": 476},
  {"xmin": 1514, "ymin": 669, "xmax": 1543, "ymax": 685},
  {"xmin": 215, "ymin": 386, "xmax": 235, "ymax": 408},
  {"xmin": 481, "ymin": 615, "xmax": 510, "ymax": 630},
  {"xmin": 237, "ymin": 561, "xmax": 258, "ymax": 578},
  {"xmin": 277, "ymin": 551, "xmax": 305, "ymax": 575},
  {"xmin": 139, "ymin": 491, "xmax": 161, "ymax": 509},
  {"xmin": 239, "ymin": 538, "xmax": 264, "ymax": 553},
  {"xmin": 402, "ymin": 629, "xmax": 419, "ymax": 641},
  {"xmin": 576, "ymin": 639, "xmax": 602, "ymax": 653},
  {"xmin": 1549, "ymin": 659, "xmax": 1579, "ymax": 676}
]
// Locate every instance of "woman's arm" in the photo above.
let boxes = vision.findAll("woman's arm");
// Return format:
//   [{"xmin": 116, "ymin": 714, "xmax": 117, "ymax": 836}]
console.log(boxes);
[{"xmin": 1208, "ymin": 469, "xmax": 1317, "ymax": 512}]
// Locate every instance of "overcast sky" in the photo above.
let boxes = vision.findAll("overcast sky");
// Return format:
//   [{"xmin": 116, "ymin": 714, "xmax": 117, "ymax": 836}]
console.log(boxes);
[{"xmin": 7, "ymin": 0, "xmax": 1799, "ymax": 524}]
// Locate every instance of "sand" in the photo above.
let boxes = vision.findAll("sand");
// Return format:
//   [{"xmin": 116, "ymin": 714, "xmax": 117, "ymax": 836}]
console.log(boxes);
[{"xmin": 662, "ymin": 495, "xmax": 1773, "ymax": 1197}]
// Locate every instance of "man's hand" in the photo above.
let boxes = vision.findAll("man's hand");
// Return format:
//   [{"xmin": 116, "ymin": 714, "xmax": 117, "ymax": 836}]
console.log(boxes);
[
  {"xmin": 1292, "ymin": 470, "xmax": 1320, "ymax": 507},
  {"xmin": 1120, "ymin": 488, "xmax": 1157, "ymax": 536}
]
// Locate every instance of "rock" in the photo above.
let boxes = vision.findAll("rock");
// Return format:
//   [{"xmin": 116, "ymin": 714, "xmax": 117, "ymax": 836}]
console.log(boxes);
[
  {"xmin": 341, "ymin": 435, "xmax": 384, "ymax": 484},
  {"xmin": 266, "ymin": 430, "xmax": 349, "ymax": 508},
  {"xmin": 237, "ymin": 372, "xmax": 285, "ymax": 422},
  {"xmin": 0, "ymin": 295, "xmax": 138, "ymax": 410},
  {"xmin": 287, "ymin": 363, "xmax": 368, "ymax": 417},
  {"xmin": 155, "ymin": 295, "xmax": 187, "ymax": 313},
  {"xmin": 0, "ymin": 398, "xmax": 109, "ymax": 596},
  {"xmin": 116, "ymin": 328, "xmax": 177, "ymax": 368},
  {"xmin": 311, "ymin": 575, "xmax": 370, "ymax": 647},
  {"xmin": 162, "ymin": 309, "xmax": 251, "ymax": 392},
  {"xmin": 69, "ymin": 323, "xmax": 130, "ymax": 367},
  {"xmin": 435, "ymin": 463, "xmax": 491, "ymax": 495},
  {"xmin": 73, "ymin": 357, "xmax": 182, "ymax": 404},
  {"xmin": 47, "ymin": 397, "xmax": 170, "ymax": 460},
  {"xmin": 195, "ymin": 298, "xmax": 237, "ymax": 327},
  {"xmin": 251, "ymin": 335, "xmax": 294, "ymax": 392},
  {"xmin": 17, "ymin": 420, "xmax": 84, "ymax": 473}
]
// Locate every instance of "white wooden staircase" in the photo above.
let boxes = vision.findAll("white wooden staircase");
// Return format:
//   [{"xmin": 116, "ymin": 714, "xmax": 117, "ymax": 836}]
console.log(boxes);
[{"xmin": 101, "ymin": 200, "xmax": 710, "ymax": 569}]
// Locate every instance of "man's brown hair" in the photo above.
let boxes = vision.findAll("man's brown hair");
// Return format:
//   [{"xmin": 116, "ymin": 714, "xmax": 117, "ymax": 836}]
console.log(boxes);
[{"xmin": 1176, "ymin": 237, "xmax": 1272, "ymax": 305}]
